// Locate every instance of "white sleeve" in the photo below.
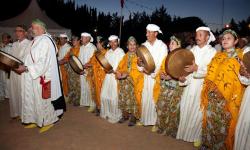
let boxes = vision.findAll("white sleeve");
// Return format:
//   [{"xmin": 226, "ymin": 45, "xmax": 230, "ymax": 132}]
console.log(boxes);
[
  {"xmin": 238, "ymin": 75, "xmax": 250, "ymax": 85},
  {"xmin": 27, "ymin": 39, "xmax": 51, "ymax": 80},
  {"xmin": 193, "ymin": 64, "xmax": 208, "ymax": 78},
  {"xmin": 178, "ymin": 73, "xmax": 192, "ymax": 86}
]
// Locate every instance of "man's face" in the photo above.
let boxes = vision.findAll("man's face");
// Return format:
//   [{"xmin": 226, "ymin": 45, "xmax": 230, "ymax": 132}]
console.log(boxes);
[
  {"xmin": 2, "ymin": 35, "xmax": 11, "ymax": 45},
  {"xmin": 59, "ymin": 37, "xmax": 67, "ymax": 45},
  {"xmin": 81, "ymin": 36, "xmax": 90, "ymax": 45},
  {"xmin": 109, "ymin": 39, "xmax": 118, "ymax": 50},
  {"xmin": 15, "ymin": 27, "xmax": 26, "ymax": 41},
  {"xmin": 31, "ymin": 23, "xmax": 41, "ymax": 37},
  {"xmin": 146, "ymin": 30, "xmax": 157, "ymax": 43},
  {"xmin": 195, "ymin": 30, "xmax": 209, "ymax": 47}
]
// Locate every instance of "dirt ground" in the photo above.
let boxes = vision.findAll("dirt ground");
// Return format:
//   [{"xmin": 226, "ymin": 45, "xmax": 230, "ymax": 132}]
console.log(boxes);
[{"xmin": 0, "ymin": 100, "xmax": 195, "ymax": 150}]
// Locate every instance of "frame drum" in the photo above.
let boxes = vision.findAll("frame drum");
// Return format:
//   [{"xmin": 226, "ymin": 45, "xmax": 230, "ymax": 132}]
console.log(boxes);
[
  {"xmin": 0, "ymin": 50, "xmax": 23, "ymax": 70},
  {"xmin": 95, "ymin": 51, "xmax": 113, "ymax": 73},
  {"xmin": 165, "ymin": 48, "xmax": 195, "ymax": 79},
  {"xmin": 69, "ymin": 55, "xmax": 84, "ymax": 74},
  {"xmin": 136, "ymin": 45, "xmax": 155, "ymax": 74}
]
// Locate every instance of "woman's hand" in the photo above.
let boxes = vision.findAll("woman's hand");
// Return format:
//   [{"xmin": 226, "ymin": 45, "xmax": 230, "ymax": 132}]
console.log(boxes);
[{"xmin": 184, "ymin": 60, "xmax": 198, "ymax": 73}]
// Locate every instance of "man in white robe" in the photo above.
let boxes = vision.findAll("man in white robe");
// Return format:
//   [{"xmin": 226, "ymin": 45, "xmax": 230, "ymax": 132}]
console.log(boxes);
[
  {"xmin": 0, "ymin": 33, "xmax": 12, "ymax": 101},
  {"xmin": 9, "ymin": 25, "xmax": 30, "ymax": 118},
  {"xmin": 176, "ymin": 27, "xmax": 216, "ymax": 147},
  {"xmin": 100, "ymin": 35, "xmax": 125, "ymax": 123},
  {"xmin": 15, "ymin": 19, "xmax": 61, "ymax": 133},
  {"xmin": 57, "ymin": 33, "xmax": 71, "ymax": 98},
  {"xmin": 234, "ymin": 49, "xmax": 250, "ymax": 150},
  {"xmin": 137, "ymin": 24, "xmax": 168, "ymax": 129},
  {"xmin": 79, "ymin": 32, "xmax": 96, "ymax": 112}
]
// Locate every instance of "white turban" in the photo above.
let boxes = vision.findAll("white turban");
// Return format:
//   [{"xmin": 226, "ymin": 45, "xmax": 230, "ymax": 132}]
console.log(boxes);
[
  {"xmin": 59, "ymin": 33, "xmax": 68, "ymax": 39},
  {"xmin": 81, "ymin": 32, "xmax": 93, "ymax": 42},
  {"xmin": 196, "ymin": 26, "xmax": 215, "ymax": 44},
  {"xmin": 146, "ymin": 24, "xmax": 163, "ymax": 34},
  {"xmin": 243, "ymin": 46, "xmax": 250, "ymax": 55},
  {"xmin": 108, "ymin": 35, "xmax": 119, "ymax": 42}
]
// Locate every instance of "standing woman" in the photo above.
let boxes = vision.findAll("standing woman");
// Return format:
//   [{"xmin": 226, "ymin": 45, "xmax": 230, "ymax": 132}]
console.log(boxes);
[
  {"xmin": 201, "ymin": 29, "xmax": 245, "ymax": 150},
  {"xmin": 234, "ymin": 48, "xmax": 250, "ymax": 150},
  {"xmin": 116, "ymin": 36, "xmax": 144, "ymax": 126},
  {"xmin": 62, "ymin": 36, "xmax": 81, "ymax": 106},
  {"xmin": 155, "ymin": 36, "xmax": 184, "ymax": 136},
  {"xmin": 89, "ymin": 37, "xmax": 108, "ymax": 115}
]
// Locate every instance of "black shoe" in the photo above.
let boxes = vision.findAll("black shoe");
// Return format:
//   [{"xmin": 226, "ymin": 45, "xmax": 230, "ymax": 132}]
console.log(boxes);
[
  {"xmin": 118, "ymin": 117, "xmax": 128, "ymax": 123},
  {"xmin": 95, "ymin": 109, "xmax": 100, "ymax": 116},
  {"xmin": 128, "ymin": 115, "xmax": 136, "ymax": 126}
]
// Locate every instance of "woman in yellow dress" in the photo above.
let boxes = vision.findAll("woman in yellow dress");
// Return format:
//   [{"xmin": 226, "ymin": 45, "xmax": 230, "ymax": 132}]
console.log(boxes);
[
  {"xmin": 155, "ymin": 36, "xmax": 184, "ymax": 136},
  {"xmin": 116, "ymin": 36, "xmax": 144, "ymax": 126},
  {"xmin": 201, "ymin": 29, "xmax": 245, "ymax": 150},
  {"xmin": 89, "ymin": 37, "xmax": 108, "ymax": 115},
  {"xmin": 61, "ymin": 36, "xmax": 81, "ymax": 106}
]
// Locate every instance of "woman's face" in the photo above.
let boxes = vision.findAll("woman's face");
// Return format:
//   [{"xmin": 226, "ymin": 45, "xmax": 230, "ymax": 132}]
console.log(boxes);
[
  {"xmin": 222, "ymin": 33, "xmax": 238, "ymax": 51},
  {"xmin": 72, "ymin": 39, "xmax": 80, "ymax": 47},
  {"xmin": 169, "ymin": 40, "xmax": 180, "ymax": 51},
  {"xmin": 127, "ymin": 40, "xmax": 137, "ymax": 52},
  {"xmin": 97, "ymin": 41, "xmax": 104, "ymax": 50}
]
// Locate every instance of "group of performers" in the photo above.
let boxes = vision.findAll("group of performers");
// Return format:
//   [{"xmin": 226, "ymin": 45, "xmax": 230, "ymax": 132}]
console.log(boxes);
[{"xmin": 0, "ymin": 19, "xmax": 250, "ymax": 150}]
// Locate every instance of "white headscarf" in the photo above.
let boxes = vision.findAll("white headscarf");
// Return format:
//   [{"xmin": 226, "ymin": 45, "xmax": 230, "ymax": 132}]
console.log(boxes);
[
  {"xmin": 108, "ymin": 35, "xmax": 119, "ymax": 42},
  {"xmin": 146, "ymin": 24, "xmax": 163, "ymax": 34},
  {"xmin": 81, "ymin": 32, "xmax": 94, "ymax": 42},
  {"xmin": 196, "ymin": 26, "xmax": 215, "ymax": 45},
  {"xmin": 59, "ymin": 33, "xmax": 68, "ymax": 39}
]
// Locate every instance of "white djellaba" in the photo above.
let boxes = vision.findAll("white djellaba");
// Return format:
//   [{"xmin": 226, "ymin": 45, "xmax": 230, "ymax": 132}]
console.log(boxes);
[
  {"xmin": 176, "ymin": 27, "xmax": 217, "ymax": 142},
  {"xmin": 234, "ymin": 48, "xmax": 250, "ymax": 150}
]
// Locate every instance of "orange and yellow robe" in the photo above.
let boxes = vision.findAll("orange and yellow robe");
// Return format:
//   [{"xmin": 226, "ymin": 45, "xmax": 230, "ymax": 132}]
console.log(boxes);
[
  {"xmin": 155, "ymin": 58, "xmax": 183, "ymax": 136},
  {"xmin": 117, "ymin": 52, "xmax": 144, "ymax": 118},
  {"xmin": 201, "ymin": 49, "xmax": 245, "ymax": 150},
  {"xmin": 89, "ymin": 49, "xmax": 107, "ymax": 109},
  {"xmin": 63, "ymin": 46, "xmax": 81, "ymax": 105}
]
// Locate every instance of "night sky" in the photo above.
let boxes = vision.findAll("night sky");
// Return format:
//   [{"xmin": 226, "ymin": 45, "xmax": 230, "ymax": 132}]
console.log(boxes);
[{"xmin": 76, "ymin": 0, "xmax": 250, "ymax": 31}]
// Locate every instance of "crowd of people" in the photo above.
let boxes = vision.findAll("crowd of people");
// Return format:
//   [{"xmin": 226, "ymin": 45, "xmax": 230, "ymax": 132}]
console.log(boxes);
[{"xmin": 0, "ymin": 19, "xmax": 250, "ymax": 150}]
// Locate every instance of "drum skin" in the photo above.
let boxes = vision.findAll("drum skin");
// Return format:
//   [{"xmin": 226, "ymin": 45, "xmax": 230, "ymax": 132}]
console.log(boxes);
[
  {"xmin": 69, "ymin": 55, "xmax": 84, "ymax": 74},
  {"xmin": 95, "ymin": 51, "xmax": 113, "ymax": 73},
  {"xmin": 136, "ymin": 45, "xmax": 155, "ymax": 74},
  {"xmin": 243, "ymin": 51, "xmax": 250, "ymax": 74},
  {"xmin": 0, "ymin": 50, "xmax": 23, "ymax": 70},
  {"xmin": 165, "ymin": 48, "xmax": 195, "ymax": 79}
]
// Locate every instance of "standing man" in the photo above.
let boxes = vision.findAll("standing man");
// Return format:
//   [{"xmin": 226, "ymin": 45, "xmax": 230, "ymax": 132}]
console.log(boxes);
[
  {"xmin": 176, "ymin": 26, "xmax": 216, "ymax": 147},
  {"xmin": 100, "ymin": 35, "xmax": 125, "ymax": 123},
  {"xmin": 15, "ymin": 19, "xmax": 63, "ymax": 133},
  {"xmin": 79, "ymin": 32, "xmax": 96, "ymax": 112},
  {"xmin": 0, "ymin": 33, "xmax": 12, "ymax": 101},
  {"xmin": 58, "ymin": 33, "xmax": 71, "ymax": 99},
  {"xmin": 137, "ymin": 24, "xmax": 168, "ymax": 130},
  {"xmin": 9, "ymin": 25, "xmax": 30, "ymax": 118}
]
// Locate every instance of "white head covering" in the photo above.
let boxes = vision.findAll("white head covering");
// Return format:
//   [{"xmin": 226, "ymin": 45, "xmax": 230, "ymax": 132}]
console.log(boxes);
[
  {"xmin": 146, "ymin": 24, "xmax": 163, "ymax": 34},
  {"xmin": 108, "ymin": 35, "xmax": 119, "ymax": 42},
  {"xmin": 243, "ymin": 46, "xmax": 250, "ymax": 54},
  {"xmin": 81, "ymin": 32, "xmax": 93, "ymax": 42},
  {"xmin": 196, "ymin": 26, "xmax": 215, "ymax": 44},
  {"xmin": 241, "ymin": 37, "xmax": 248, "ymax": 44},
  {"xmin": 59, "ymin": 33, "xmax": 68, "ymax": 39}
]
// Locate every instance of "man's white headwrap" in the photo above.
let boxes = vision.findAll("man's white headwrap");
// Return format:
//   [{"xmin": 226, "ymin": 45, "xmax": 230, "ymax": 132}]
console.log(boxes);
[
  {"xmin": 81, "ymin": 32, "xmax": 93, "ymax": 42},
  {"xmin": 196, "ymin": 26, "xmax": 215, "ymax": 45},
  {"xmin": 146, "ymin": 24, "xmax": 163, "ymax": 34},
  {"xmin": 108, "ymin": 35, "xmax": 119, "ymax": 42},
  {"xmin": 59, "ymin": 33, "xmax": 68, "ymax": 39}
]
